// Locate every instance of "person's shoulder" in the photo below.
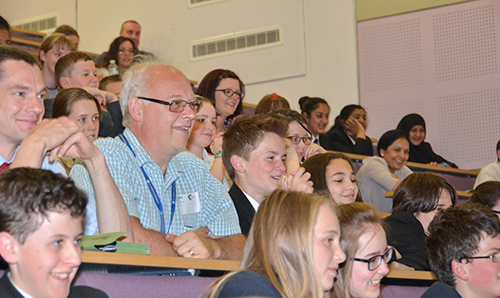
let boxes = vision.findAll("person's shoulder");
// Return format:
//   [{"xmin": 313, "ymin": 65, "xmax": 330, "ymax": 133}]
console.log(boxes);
[
  {"xmin": 172, "ymin": 151, "xmax": 206, "ymax": 169},
  {"xmin": 362, "ymin": 156, "xmax": 384, "ymax": 166},
  {"xmin": 69, "ymin": 285, "xmax": 108, "ymax": 298},
  {"xmin": 422, "ymin": 281, "xmax": 461, "ymax": 298},
  {"xmin": 94, "ymin": 136, "xmax": 128, "ymax": 154},
  {"xmin": 218, "ymin": 271, "xmax": 281, "ymax": 298}
]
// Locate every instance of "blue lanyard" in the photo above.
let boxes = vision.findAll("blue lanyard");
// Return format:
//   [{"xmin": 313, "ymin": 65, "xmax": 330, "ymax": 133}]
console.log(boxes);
[{"xmin": 119, "ymin": 134, "xmax": 176, "ymax": 234}]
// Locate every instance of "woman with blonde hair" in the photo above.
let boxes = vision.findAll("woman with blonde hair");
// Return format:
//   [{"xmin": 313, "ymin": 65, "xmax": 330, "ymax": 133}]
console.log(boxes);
[
  {"xmin": 333, "ymin": 203, "xmax": 392, "ymax": 298},
  {"xmin": 206, "ymin": 189, "xmax": 346, "ymax": 298}
]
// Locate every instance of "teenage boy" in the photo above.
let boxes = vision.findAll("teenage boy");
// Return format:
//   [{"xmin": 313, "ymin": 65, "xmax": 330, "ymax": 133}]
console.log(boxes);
[
  {"xmin": 0, "ymin": 168, "xmax": 108, "ymax": 298},
  {"xmin": 53, "ymin": 51, "xmax": 123, "ymax": 136},
  {"xmin": 423, "ymin": 202, "xmax": 500, "ymax": 298},
  {"xmin": 222, "ymin": 114, "xmax": 314, "ymax": 236}
]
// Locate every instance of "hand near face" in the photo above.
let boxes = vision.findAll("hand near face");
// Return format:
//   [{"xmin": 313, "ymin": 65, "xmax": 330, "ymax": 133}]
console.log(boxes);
[
  {"xmin": 23, "ymin": 118, "xmax": 82, "ymax": 158},
  {"xmin": 210, "ymin": 132, "xmax": 224, "ymax": 154},
  {"xmin": 343, "ymin": 118, "xmax": 366, "ymax": 139},
  {"xmin": 83, "ymin": 87, "xmax": 119, "ymax": 111},
  {"xmin": 279, "ymin": 167, "xmax": 314, "ymax": 193},
  {"xmin": 304, "ymin": 143, "xmax": 326, "ymax": 160},
  {"xmin": 165, "ymin": 227, "xmax": 216, "ymax": 259}
]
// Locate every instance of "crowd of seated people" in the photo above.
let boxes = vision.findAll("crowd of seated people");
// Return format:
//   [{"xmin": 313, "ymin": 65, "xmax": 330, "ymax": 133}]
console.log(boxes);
[{"xmin": 3, "ymin": 14, "xmax": 500, "ymax": 298}]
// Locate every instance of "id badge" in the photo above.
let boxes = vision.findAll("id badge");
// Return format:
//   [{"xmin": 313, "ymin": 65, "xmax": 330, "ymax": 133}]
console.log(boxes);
[{"xmin": 177, "ymin": 192, "xmax": 201, "ymax": 215}]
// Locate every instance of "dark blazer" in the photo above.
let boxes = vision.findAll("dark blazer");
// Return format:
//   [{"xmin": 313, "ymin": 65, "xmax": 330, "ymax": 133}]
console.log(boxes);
[
  {"xmin": 229, "ymin": 183, "xmax": 256, "ymax": 237},
  {"xmin": 0, "ymin": 271, "xmax": 108, "ymax": 298},
  {"xmin": 217, "ymin": 270, "xmax": 281, "ymax": 298},
  {"xmin": 324, "ymin": 127, "xmax": 373, "ymax": 156},
  {"xmin": 318, "ymin": 133, "xmax": 334, "ymax": 150},
  {"xmin": 422, "ymin": 281, "xmax": 462, "ymax": 298},
  {"xmin": 385, "ymin": 212, "xmax": 430, "ymax": 271}
]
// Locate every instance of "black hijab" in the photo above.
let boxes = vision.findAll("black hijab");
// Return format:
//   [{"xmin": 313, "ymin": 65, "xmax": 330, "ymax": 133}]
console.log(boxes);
[{"xmin": 396, "ymin": 113, "xmax": 457, "ymax": 167}]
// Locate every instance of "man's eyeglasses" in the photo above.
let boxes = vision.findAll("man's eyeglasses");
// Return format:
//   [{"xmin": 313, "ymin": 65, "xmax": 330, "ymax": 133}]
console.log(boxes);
[
  {"xmin": 118, "ymin": 49, "xmax": 136, "ymax": 55},
  {"xmin": 137, "ymin": 96, "xmax": 202, "ymax": 113},
  {"xmin": 466, "ymin": 253, "xmax": 500, "ymax": 263},
  {"xmin": 353, "ymin": 246, "xmax": 394, "ymax": 271},
  {"xmin": 287, "ymin": 136, "xmax": 312, "ymax": 145},
  {"xmin": 215, "ymin": 89, "xmax": 244, "ymax": 99}
]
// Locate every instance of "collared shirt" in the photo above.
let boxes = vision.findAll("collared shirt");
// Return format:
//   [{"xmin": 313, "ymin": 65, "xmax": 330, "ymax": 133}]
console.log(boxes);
[
  {"xmin": 242, "ymin": 189, "xmax": 260, "ymax": 212},
  {"xmin": 8, "ymin": 272, "xmax": 35, "ymax": 298},
  {"xmin": 1, "ymin": 146, "xmax": 98, "ymax": 236},
  {"xmin": 70, "ymin": 128, "xmax": 241, "ymax": 236}
]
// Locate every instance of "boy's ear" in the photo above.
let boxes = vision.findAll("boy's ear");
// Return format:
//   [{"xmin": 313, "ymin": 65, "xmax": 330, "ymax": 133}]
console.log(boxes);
[
  {"xmin": 59, "ymin": 76, "xmax": 71, "ymax": 89},
  {"xmin": 231, "ymin": 155, "xmax": 246, "ymax": 174},
  {"xmin": 451, "ymin": 259, "xmax": 469, "ymax": 281},
  {"xmin": 0, "ymin": 232, "xmax": 19, "ymax": 264}
]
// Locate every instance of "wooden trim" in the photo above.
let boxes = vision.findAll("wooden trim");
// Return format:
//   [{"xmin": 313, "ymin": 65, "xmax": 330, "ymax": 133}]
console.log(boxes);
[
  {"xmin": 11, "ymin": 27, "xmax": 47, "ymax": 37},
  {"xmin": 11, "ymin": 37, "xmax": 41, "ymax": 47},
  {"xmin": 337, "ymin": 151, "xmax": 478, "ymax": 177},
  {"xmin": 386, "ymin": 269, "xmax": 436, "ymax": 280},
  {"xmin": 81, "ymin": 251, "xmax": 240, "ymax": 271}
]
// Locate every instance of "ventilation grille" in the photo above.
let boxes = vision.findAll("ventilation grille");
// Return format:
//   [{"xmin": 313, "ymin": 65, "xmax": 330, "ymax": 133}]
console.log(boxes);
[
  {"xmin": 12, "ymin": 14, "xmax": 58, "ymax": 34},
  {"xmin": 188, "ymin": 0, "xmax": 227, "ymax": 7},
  {"xmin": 190, "ymin": 25, "xmax": 283, "ymax": 61}
]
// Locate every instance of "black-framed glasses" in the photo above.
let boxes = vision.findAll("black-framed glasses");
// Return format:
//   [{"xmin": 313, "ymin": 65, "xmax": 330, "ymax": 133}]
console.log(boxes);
[
  {"xmin": 137, "ymin": 96, "xmax": 202, "ymax": 113},
  {"xmin": 287, "ymin": 136, "xmax": 312, "ymax": 145},
  {"xmin": 353, "ymin": 246, "xmax": 394, "ymax": 271},
  {"xmin": 215, "ymin": 89, "xmax": 244, "ymax": 99},
  {"xmin": 466, "ymin": 253, "xmax": 500, "ymax": 263}
]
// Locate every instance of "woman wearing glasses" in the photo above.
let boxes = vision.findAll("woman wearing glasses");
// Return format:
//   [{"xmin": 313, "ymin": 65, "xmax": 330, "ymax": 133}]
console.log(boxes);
[
  {"xmin": 97, "ymin": 37, "xmax": 137, "ymax": 76},
  {"xmin": 333, "ymin": 202, "xmax": 392, "ymax": 298},
  {"xmin": 303, "ymin": 153, "xmax": 361, "ymax": 205},
  {"xmin": 385, "ymin": 172, "xmax": 456, "ymax": 271},
  {"xmin": 196, "ymin": 69, "xmax": 245, "ymax": 133},
  {"xmin": 268, "ymin": 109, "xmax": 326, "ymax": 173}
]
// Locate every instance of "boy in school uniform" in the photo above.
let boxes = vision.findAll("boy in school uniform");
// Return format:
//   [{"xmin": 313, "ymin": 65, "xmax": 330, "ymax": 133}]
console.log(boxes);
[
  {"xmin": 222, "ymin": 114, "xmax": 313, "ymax": 236},
  {"xmin": 0, "ymin": 168, "xmax": 107, "ymax": 298},
  {"xmin": 423, "ymin": 202, "xmax": 500, "ymax": 298}
]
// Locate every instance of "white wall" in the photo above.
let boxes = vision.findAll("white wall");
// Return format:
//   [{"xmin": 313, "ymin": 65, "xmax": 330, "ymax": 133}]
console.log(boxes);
[{"xmin": 0, "ymin": 0, "xmax": 359, "ymax": 122}]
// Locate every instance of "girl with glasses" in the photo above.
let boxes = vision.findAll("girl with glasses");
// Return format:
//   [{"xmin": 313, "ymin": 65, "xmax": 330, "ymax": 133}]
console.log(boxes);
[
  {"xmin": 333, "ymin": 202, "xmax": 392, "ymax": 298},
  {"xmin": 268, "ymin": 109, "xmax": 326, "ymax": 173},
  {"xmin": 196, "ymin": 69, "xmax": 245, "ymax": 133}
]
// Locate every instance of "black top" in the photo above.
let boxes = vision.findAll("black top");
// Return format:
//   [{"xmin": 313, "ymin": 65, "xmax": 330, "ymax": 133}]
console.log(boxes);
[
  {"xmin": 422, "ymin": 281, "xmax": 462, "ymax": 298},
  {"xmin": 385, "ymin": 211, "xmax": 430, "ymax": 271},
  {"xmin": 408, "ymin": 141, "xmax": 458, "ymax": 168},
  {"xmin": 324, "ymin": 126, "xmax": 373, "ymax": 156},
  {"xmin": 229, "ymin": 183, "xmax": 256, "ymax": 237},
  {"xmin": 216, "ymin": 270, "xmax": 282, "ymax": 298},
  {"xmin": 0, "ymin": 273, "xmax": 108, "ymax": 298}
]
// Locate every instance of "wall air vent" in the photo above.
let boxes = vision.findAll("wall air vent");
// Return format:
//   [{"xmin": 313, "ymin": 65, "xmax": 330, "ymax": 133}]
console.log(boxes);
[
  {"xmin": 190, "ymin": 25, "xmax": 283, "ymax": 61},
  {"xmin": 188, "ymin": 0, "xmax": 227, "ymax": 8},
  {"xmin": 12, "ymin": 14, "xmax": 58, "ymax": 34}
]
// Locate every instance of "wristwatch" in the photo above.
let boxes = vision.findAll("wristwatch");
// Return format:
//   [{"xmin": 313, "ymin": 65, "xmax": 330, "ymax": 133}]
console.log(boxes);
[{"xmin": 214, "ymin": 150, "xmax": 222, "ymax": 158}]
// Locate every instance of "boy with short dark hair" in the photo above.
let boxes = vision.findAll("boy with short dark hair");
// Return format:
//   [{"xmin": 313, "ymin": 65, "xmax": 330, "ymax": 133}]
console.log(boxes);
[
  {"xmin": 0, "ymin": 168, "xmax": 108, "ymax": 297},
  {"xmin": 423, "ymin": 202, "xmax": 500, "ymax": 298},
  {"xmin": 222, "ymin": 114, "xmax": 313, "ymax": 236}
]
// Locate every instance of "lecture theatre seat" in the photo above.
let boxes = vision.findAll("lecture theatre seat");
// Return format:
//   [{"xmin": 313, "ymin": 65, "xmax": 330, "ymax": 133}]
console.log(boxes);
[{"xmin": 0, "ymin": 270, "xmax": 217, "ymax": 298}]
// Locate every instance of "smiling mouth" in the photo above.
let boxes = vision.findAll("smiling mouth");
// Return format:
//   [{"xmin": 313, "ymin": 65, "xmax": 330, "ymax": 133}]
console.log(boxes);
[{"xmin": 368, "ymin": 279, "xmax": 382, "ymax": 286}]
